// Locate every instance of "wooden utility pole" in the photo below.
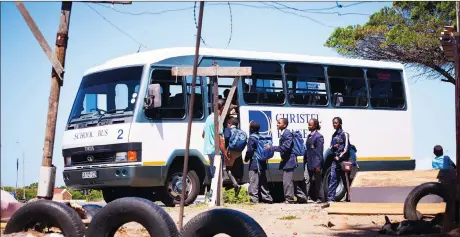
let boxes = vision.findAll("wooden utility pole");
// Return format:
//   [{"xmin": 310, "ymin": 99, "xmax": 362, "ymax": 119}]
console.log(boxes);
[
  {"xmin": 178, "ymin": 0, "xmax": 204, "ymax": 230},
  {"xmin": 15, "ymin": 1, "xmax": 132, "ymax": 199},
  {"xmin": 172, "ymin": 66, "xmax": 251, "ymax": 227},
  {"xmin": 456, "ymin": 1, "xmax": 460, "ymax": 229}
]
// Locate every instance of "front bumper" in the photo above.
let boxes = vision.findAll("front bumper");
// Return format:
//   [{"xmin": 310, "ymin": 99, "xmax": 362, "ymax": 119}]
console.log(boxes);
[{"xmin": 63, "ymin": 165, "xmax": 164, "ymax": 190}]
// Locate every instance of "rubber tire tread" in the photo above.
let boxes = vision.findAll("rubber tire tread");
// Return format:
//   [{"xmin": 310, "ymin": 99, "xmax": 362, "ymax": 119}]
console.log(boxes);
[
  {"xmin": 180, "ymin": 208, "xmax": 267, "ymax": 237},
  {"xmin": 321, "ymin": 166, "xmax": 347, "ymax": 201},
  {"xmin": 162, "ymin": 169, "xmax": 200, "ymax": 207},
  {"xmin": 403, "ymin": 182, "xmax": 454, "ymax": 220},
  {"xmin": 86, "ymin": 197, "xmax": 178, "ymax": 237},
  {"xmin": 4, "ymin": 199, "xmax": 85, "ymax": 237}
]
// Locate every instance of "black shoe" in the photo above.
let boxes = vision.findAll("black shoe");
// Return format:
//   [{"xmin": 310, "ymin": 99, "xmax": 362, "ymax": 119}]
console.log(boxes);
[
  {"xmin": 262, "ymin": 200, "xmax": 273, "ymax": 204},
  {"xmin": 234, "ymin": 186, "xmax": 241, "ymax": 197}
]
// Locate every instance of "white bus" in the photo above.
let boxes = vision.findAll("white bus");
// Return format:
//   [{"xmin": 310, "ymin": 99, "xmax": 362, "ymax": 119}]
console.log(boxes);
[{"xmin": 62, "ymin": 47, "xmax": 414, "ymax": 205}]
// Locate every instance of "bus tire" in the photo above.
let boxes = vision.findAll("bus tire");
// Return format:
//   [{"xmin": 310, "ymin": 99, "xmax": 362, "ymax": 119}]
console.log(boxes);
[
  {"xmin": 180, "ymin": 208, "xmax": 267, "ymax": 237},
  {"xmin": 4, "ymin": 200, "xmax": 85, "ymax": 237},
  {"xmin": 86, "ymin": 197, "xmax": 179, "ymax": 237},
  {"xmin": 161, "ymin": 168, "xmax": 200, "ymax": 207},
  {"xmin": 403, "ymin": 182, "xmax": 454, "ymax": 221},
  {"xmin": 322, "ymin": 166, "xmax": 347, "ymax": 201}
]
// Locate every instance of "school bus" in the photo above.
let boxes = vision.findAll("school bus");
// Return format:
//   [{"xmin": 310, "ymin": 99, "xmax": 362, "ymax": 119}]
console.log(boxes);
[{"xmin": 62, "ymin": 47, "xmax": 414, "ymax": 205}]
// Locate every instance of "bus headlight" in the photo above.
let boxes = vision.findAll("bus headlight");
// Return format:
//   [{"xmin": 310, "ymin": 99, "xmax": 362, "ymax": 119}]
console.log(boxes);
[
  {"xmin": 115, "ymin": 151, "xmax": 137, "ymax": 162},
  {"xmin": 115, "ymin": 152, "xmax": 128, "ymax": 162},
  {"xmin": 65, "ymin": 157, "xmax": 72, "ymax": 167}
]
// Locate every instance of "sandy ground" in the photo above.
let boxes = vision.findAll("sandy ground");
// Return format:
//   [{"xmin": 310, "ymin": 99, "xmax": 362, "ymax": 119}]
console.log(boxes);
[
  {"xmin": 113, "ymin": 203, "xmax": 451, "ymax": 237},
  {"xmin": 2, "ymin": 202, "xmax": 457, "ymax": 237}
]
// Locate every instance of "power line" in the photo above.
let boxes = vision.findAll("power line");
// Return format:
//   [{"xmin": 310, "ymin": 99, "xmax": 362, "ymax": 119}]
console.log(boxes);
[
  {"xmin": 260, "ymin": 2, "xmax": 335, "ymax": 28},
  {"xmin": 194, "ymin": 2, "xmax": 209, "ymax": 47},
  {"xmin": 266, "ymin": 2, "xmax": 370, "ymax": 16},
  {"xmin": 226, "ymin": 2, "xmax": 232, "ymax": 49},
  {"xmin": 85, "ymin": 3, "xmax": 149, "ymax": 49},
  {"xmin": 93, "ymin": 2, "xmax": 370, "ymax": 17}
]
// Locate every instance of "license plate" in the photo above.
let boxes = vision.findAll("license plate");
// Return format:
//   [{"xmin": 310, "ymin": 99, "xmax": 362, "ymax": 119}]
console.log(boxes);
[{"xmin": 82, "ymin": 171, "xmax": 97, "ymax": 179}]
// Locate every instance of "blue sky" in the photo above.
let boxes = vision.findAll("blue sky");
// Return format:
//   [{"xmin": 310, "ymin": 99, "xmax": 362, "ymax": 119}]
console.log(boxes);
[{"xmin": 1, "ymin": 1, "xmax": 455, "ymax": 187}]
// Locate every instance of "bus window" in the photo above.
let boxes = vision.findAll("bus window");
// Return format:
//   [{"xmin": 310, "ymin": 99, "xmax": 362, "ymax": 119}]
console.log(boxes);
[
  {"xmin": 147, "ymin": 69, "xmax": 185, "ymax": 119},
  {"xmin": 240, "ymin": 60, "xmax": 284, "ymax": 105},
  {"xmin": 207, "ymin": 76, "xmax": 235, "ymax": 115},
  {"xmin": 327, "ymin": 66, "xmax": 368, "ymax": 107},
  {"xmin": 284, "ymin": 63, "xmax": 328, "ymax": 106},
  {"xmin": 367, "ymin": 69, "xmax": 405, "ymax": 109},
  {"xmin": 186, "ymin": 76, "xmax": 204, "ymax": 119}
]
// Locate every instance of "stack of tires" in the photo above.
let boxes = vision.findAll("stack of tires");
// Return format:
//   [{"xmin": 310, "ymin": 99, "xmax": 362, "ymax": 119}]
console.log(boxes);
[{"xmin": 3, "ymin": 197, "xmax": 268, "ymax": 237}]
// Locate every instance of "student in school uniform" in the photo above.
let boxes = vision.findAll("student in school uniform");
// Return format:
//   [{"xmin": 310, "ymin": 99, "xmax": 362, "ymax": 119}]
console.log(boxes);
[
  {"xmin": 245, "ymin": 121, "xmax": 273, "ymax": 204},
  {"xmin": 304, "ymin": 118, "xmax": 325, "ymax": 203},
  {"xmin": 265, "ymin": 118, "xmax": 307, "ymax": 204}
]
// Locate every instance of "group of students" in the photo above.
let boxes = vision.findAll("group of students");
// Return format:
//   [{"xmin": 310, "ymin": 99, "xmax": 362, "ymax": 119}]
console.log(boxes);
[{"xmin": 202, "ymin": 99, "xmax": 353, "ymax": 204}]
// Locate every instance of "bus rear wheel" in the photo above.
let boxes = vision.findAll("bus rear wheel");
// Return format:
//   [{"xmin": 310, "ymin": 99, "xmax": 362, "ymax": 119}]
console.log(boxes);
[{"xmin": 160, "ymin": 168, "xmax": 200, "ymax": 207}]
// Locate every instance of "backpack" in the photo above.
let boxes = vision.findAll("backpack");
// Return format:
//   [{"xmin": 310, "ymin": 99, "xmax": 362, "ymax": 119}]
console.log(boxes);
[
  {"xmin": 250, "ymin": 134, "xmax": 275, "ymax": 161},
  {"xmin": 228, "ymin": 128, "xmax": 248, "ymax": 152},
  {"xmin": 292, "ymin": 130, "xmax": 306, "ymax": 156}
]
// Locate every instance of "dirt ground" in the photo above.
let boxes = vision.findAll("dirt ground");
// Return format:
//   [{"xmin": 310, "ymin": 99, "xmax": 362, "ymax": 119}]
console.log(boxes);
[
  {"xmin": 2, "ymin": 202, "xmax": 457, "ymax": 237},
  {"xmin": 114, "ymin": 203, "xmax": 452, "ymax": 237}
]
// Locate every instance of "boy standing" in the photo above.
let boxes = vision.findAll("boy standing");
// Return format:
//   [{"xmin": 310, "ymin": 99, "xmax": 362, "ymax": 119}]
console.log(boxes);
[
  {"xmin": 245, "ymin": 121, "xmax": 273, "ymax": 204},
  {"xmin": 265, "ymin": 118, "xmax": 307, "ymax": 204},
  {"xmin": 432, "ymin": 145, "xmax": 456, "ymax": 170}
]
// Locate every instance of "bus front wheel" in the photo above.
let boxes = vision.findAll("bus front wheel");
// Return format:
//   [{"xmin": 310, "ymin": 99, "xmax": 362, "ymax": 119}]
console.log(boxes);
[{"xmin": 160, "ymin": 168, "xmax": 200, "ymax": 207}]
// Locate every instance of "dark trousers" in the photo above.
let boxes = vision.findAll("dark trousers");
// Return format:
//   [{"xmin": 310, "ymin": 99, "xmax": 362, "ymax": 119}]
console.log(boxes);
[
  {"xmin": 224, "ymin": 167, "xmax": 239, "ymax": 188},
  {"xmin": 248, "ymin": 170, "xmax": 273, "ymax": 203},
  {"xmin": 283, "ymin": 169, "xmax": 307, "ymax": 202},
  {"xmin": 304, "ymin": 163, "xmax": 322, "ymax": 201},
  {"xmin": 327, "ymin": 161, "xmax": 343, "ymax": 201}
]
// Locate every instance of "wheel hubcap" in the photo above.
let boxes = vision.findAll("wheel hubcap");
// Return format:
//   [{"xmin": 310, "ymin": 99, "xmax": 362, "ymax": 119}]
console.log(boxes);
[{"xmin": 167, "ymin": 172, "xmax": 192, "ymax": 200}]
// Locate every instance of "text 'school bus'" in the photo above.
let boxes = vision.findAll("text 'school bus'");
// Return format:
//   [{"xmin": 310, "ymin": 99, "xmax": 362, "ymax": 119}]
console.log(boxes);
[{"xmin": 62, "ymin": 47, "xmax": 414, "ymax": 205}]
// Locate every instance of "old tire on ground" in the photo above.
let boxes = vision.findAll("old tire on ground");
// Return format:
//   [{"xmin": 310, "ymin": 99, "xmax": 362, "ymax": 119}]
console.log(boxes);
[
  {"xmin": 180, "ymin": 208, "xmax": 267, "ymax": 237},
  {"xmin": 4, "ymin": 200, "xmax": 85, "ymax": 237},
  {"xmin": 161, "ymin": 168, "xmax": 200, "ymax": 207},
  {"xmin": 86, "ymin": 197, "xmax": 179, "ymax": 237},
  {"xmin": 404, "ymin": 182, "xmax": 454, "ymax": 221},
  {"xmin": 321, "ymin": 166, "xmax": 347, "ymax": 201}
]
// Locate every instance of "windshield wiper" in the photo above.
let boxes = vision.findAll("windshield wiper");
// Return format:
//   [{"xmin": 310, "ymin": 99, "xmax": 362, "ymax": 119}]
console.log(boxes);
[
  {"xmin": 69, "ymin": 111, "xmax": 100, "ymax": 123},
  {"xmin": 97, "ymin": 109, "xmax": 129, "ymax": 123}
]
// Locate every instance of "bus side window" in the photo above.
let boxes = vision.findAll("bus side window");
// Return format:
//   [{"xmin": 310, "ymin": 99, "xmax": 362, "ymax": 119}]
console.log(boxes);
[
  {"xmin": 367, "ymin": 69, "xmax": 406, "ymax": 109},
  {"xmin": 240, "ymin": 60, "xmax": 284, "ymax": 105},
  {"xmin": 285, "ymin": 63, "xmax": 328, "ymax": 106},
  {"xmin": 327, "ymin": 66, "xmax": 368, "ymax": 108},
  {"xmin": 186, "ymin": 76, "xmax": 204, "ymax": 119},
  {"xmin": 147, "ymin": 70, "xmax": 186, "ymax": 119}
]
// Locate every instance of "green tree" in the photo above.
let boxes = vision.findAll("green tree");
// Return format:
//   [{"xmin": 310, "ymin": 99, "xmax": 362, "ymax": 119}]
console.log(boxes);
[
  {"xmin": 88, "ymin": 190, "xmax": 103, "ymax": 201},
  {"xmin": 27, "ymin": 182, "xmax": 39, "ymax": 189},
  {"xmin": 325, "ymin": 2, "xmax": 456, "ymax": 84}
]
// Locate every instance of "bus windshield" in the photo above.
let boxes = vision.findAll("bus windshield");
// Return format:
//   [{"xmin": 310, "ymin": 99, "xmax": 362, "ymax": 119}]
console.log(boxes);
[{"xmin": 68, "ymin": 66, "xmax": 143, "ymax": 124}]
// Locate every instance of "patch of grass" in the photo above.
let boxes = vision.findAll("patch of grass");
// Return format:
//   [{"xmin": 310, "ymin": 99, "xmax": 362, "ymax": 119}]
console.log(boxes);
[
  {"xmin": 223, "ymin": 187, "xmax": 252, "ymax": 204},
  {"xmin": 279, "ymin": 215, "xmax": 299, "ymax": 220}
]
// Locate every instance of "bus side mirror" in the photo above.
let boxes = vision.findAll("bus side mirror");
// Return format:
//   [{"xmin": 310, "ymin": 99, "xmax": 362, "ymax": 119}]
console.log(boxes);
[{"xmin": 144, "ymin": 83, "xmax": 161, "ymax": 110}]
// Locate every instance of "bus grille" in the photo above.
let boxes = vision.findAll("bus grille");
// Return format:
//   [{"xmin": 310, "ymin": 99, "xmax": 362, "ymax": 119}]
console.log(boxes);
[{"xmin": 71, "ymin": 152, "xmax": 115, "ymax": 165}]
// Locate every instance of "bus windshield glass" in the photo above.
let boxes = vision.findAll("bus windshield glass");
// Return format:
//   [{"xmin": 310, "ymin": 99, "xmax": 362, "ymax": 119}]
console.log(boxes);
[{"xmin": 68, "ymin": 66, "xmax": 143, "ymax": 124}]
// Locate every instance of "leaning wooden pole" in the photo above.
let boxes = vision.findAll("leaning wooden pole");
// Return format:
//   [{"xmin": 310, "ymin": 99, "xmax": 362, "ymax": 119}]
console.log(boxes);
[
  {"xmin": 455, "ymin": 1, "xmax": 460, "ymax": 229},
  {"xmin": 178, "ymin": 0, "xmax": 204, "ymax": 230}
]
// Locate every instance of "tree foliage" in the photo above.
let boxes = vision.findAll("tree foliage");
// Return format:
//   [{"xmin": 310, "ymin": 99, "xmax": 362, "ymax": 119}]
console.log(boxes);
[{"xmin": 325, "ymin": 1, "xmax": 456, "ymax": 84}]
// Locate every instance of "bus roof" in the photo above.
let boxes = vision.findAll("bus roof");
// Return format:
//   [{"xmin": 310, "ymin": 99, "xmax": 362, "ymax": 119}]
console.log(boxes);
[{"xmin": 84, "ymin": 47, "xmax": 405, "ymax": 75}]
